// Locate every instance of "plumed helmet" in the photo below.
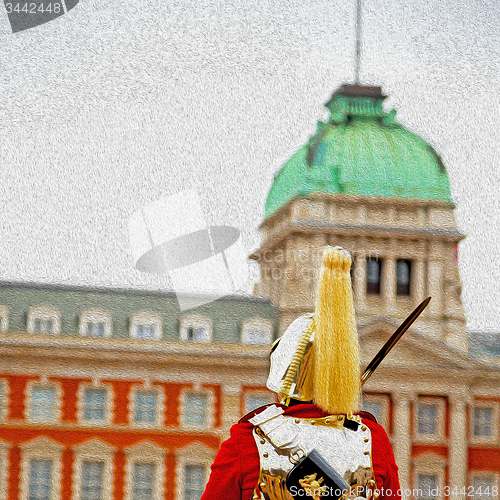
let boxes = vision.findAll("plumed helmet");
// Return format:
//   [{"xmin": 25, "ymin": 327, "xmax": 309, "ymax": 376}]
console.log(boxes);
[{"xmin": 266, "ymin": 246, "xmax": 361, "ymax": 415}]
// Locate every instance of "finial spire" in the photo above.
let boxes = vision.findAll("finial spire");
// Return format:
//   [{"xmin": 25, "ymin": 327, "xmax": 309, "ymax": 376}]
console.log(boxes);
[{"xmin": 355, "ymin": 0, "xmax": 361, "ymax": 84}]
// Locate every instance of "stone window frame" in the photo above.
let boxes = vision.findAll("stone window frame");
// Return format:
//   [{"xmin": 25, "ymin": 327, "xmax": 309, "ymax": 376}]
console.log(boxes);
[
  {"xmin": 362, "ymin": 393, "xmax": 390, "ymax": 433},
  {"xmin": 71, "ymin": 439, "xmax": 115, "ymax": 500},
  {"xmin": 25, "ymin": 380, "xmax": 62, "ymax": 424},
  {"xmin": 0, "ymin": 305, "xmax": 8, "ymax": 333},
  {"xmin": 414, "ymin": 397, "xmax": 446, "ymax": 443},
  {"xmin": 179, "ymin": 314, "xmax": 213, "ymax": 343},
  {"xmin": 27, "ymin": 304, "xmax": 61, "ymax": 334},
  {"xmin": 174, "ymin": 442, "xmax": 216, "ymax": 500},
  {"xmin": 179, "ymin": 388, "xmax": 214, "ymax": 430},
  {"xmin": 240, "ymin": 317, "xmax": 274, "ymax": 346},
  {"xmin": 78, "ymin": 308, "xmax": 112, "ymax": 338},
  {"xmin": 469, "ymin": 472, "xmax": 499, "ymax": 499},
  {"xmin": 242, "ymin": 390, "xmax": 275, "ymax": 416},
  {"xmin": 124, "ymin": 441, "xmax": 166, "ymax": 500},
  {"xmin": 0, "ymin": 439, "xmax": 10, "ymax": 500},
  {"xmin": 128, "ymin": 384, "xmax": 165, "ymax": 428},
  {"xmin": 20, "ymin": 437, "xmax": 64, "ymax": 500},
  {"xmin": 470, "ymin": 402, "xmax": 499, "ymax": 445},
  {"xmin": 412, "ymin": 453, "xmax": 446, "ymax": 500},
  {"xmin": 129, "ymin": 311, "xmax": 163, "ymax": 340},
  {"xmin": 76, "ymin": 382, "xmax": 113, "ymax": 426}
]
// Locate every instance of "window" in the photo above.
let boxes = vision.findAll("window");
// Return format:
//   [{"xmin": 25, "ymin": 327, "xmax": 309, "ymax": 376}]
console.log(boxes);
[
  {"xmin": 79, "ymin": 309, "xmax": 112, "ymax": 338},
  {"xmin": 185, "ymin": 465, "xmax": 205, "ymax": 500},
  {"xmin": 27, "ymin": 305, "xmax": 61, "ymax": 334},
  {"xmin": 183, "ymin": 394, "xmax": 207, "ymax": 428},
  {"xmin": 362, "ymin": 394, "xmax": 389, "ymax": 432},
  {"xmin": 29, "ymin": 460, "xmax": 52, "ymax": 500},
  {"xmin": 20, "ymin": 438, "xmax": 63, "ymax": 500},
  {"xmin": 86, "ymin": 322, "xmax": 105, "ymax": 337},
  {"xmin": 72, "ymin": 439, "xmax": 114, "ymax": 500},
  {"xmin": 244, "ymin": 394, "xmax": 274, "ymax": 414},
  {"xmin": 81, "ymin": 461, "xmax": 104, "ymax": 500},
  {"xmin": 83, "ymin": 389, "xmax": 106, "ymax": 422},
  {"xmin": 31, "ymin": 387, "xmax": 56, "ymax": 423},
  {"xmin": 366, "ymin": 258, "xmax": 382, "ymax": 295},
  {"xmin": 0, "ymin": 305, "xmax": 8, "ymax": 332},
  {"xmin": 471, "ymin": 475, "xmax": 498, "ymax": 500},
  {"xmin": 129, "ymin": 312, "xmax": 162, "ymax": 340},
  {"xmin": 125, "ymin": 441, "xmax": 166, "ymax": 500},
  {"xmin": 133, "ymin": 463, "xmax": 155, "ymax": 500},
  {"xmin": 241, "ymin": 318, "xmax": 274, "ymax": 346},
  {"xmin": 417, "ymin": 404, "xmax": 437, "ymax": 435},
  {"xmin": 135, "ymin": 392, "xmax": 157, "ymax": 424},
  {"xmin": 417, "ymin": 474, "xmax": 438, "ymax": 500},
  {"xmin": 397, "ymin": 260, "xmax": 412, "ymax": 296},
  {"xmin": 179, "ymin": 315, "xmax": 212, "ymax": 343},
  {"xmin": 473, "ymin": 407, "xmax": 493, "ymax": 437}
]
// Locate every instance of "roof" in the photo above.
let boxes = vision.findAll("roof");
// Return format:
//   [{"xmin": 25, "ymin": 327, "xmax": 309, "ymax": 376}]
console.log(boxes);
[
  {"xmin": 264, "ymin": 84, "xmax": 453, "ymax": 219},
  {"xmin": 468, "ymin": 333, "xmax": 500, "ymax": 358}
]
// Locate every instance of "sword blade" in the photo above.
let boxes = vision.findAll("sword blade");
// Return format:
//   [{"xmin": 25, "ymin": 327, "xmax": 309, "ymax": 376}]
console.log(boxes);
[{"xmin": 360, "ymin": 297, "xmax": 431, "ymax": 387}]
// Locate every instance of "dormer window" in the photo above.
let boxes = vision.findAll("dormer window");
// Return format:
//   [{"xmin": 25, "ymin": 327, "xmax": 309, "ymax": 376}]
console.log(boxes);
[
  {"xmin": 79, "ymin": 309, "xmax": 112, "ymax": 338},
  {"xmin": 180, "ymin": 315, "xmax": 212, "ymax": 343},
  {"xmin": 241, "ymin": 318, "xmax": 274, "ymax": 345},
  {"xmin": 27, "ymin": 305, "xmax": 61, "ymax": 334},
  {"xmin": 129, "ymin": 311, "xmax": 162, "ymax": 340}
]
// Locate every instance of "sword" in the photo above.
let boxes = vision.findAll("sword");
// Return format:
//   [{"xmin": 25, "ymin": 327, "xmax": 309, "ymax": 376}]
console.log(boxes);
[{"xmin": 360, "ymin": 297, "xmax": 431, "ymax": 387}]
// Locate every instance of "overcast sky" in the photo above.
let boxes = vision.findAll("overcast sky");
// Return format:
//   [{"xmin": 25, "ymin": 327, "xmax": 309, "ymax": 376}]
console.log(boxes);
[{"xmin": 0, "ymin": 0, "xmax": 499, "ymax": 332}]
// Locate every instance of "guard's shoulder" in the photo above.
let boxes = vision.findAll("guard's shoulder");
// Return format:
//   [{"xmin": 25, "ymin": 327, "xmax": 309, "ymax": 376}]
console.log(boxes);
[
  {"xmin": 238, "ymin": 403, "xmax": 288, "ymax": 424},
  {"xmin": 357, "ymin": 410, "xmax": 378, "ymax": 424}
]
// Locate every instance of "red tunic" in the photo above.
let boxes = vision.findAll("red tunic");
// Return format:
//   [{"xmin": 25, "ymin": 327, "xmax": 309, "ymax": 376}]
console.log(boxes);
[{"xmin": 201, "ymin": 404, "xmax": 401, "ymax": 500}]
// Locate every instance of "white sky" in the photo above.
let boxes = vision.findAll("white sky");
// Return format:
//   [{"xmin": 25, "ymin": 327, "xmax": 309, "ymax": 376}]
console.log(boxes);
[{"xmin": 0, "ymin": 0, "xmax": 499, "ymax": 332}]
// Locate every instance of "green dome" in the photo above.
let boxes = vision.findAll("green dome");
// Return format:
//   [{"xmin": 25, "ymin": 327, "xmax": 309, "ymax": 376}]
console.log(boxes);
[{"xmin": 264, "ymin": 85, "xmax": 453, "ymax": 219}]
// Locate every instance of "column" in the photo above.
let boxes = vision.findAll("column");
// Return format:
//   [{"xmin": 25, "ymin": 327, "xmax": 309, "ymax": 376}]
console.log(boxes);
[
  {"xmin": 413, "ymin": 259, "xmax": 425, "ymax": 304},
  {"xmin": 221, "ymin": 385, "xmax": 241, "ymax": 439},
  {"xmin": 449, "ymin": 395, "xmax": 468, "ymax": 500},
  {"xmin": 393, "ymin": 392, "xmax": 414, "ymax": 500},
  {"xmin": 354, "ymin": 253, "xmax": 366, "ymax": 312},
  {"xmin": 383, "ymin": 257, "xmax": 397, "ymax": 313}
]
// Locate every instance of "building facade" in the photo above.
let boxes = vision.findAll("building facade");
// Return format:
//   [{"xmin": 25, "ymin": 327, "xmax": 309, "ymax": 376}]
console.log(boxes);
[{"xmin": 0, "ymin": 83, "xmax": 499, "ymax": 500}]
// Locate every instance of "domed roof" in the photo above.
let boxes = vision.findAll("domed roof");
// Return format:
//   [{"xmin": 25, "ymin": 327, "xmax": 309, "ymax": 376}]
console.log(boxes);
[{"xmin": 264, "ymin": 85, "xmax": 453, "ymax": 219}]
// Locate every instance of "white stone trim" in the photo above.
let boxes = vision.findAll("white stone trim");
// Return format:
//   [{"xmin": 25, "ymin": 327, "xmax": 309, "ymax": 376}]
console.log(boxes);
[
  {"xmin": 25, "ymin": 380, "xmax": 62, "ymax": 424},
  {"xmin": 240, "ymin": 317, "xmax": 274, "ymax": 345},
  {"xmin": 129, "ymin": 385, "xmax": 165, "ymax": 428},
  {"xmin": 174, "ymin": 442, "xmax": 216, "ymax": 500},
  {"xmin": 129, "ymin": 311, "xmax": 162, "ymax": 340},
  {"xmin": 27, "ymin": 304, "xmax": 61, "ymax": 334},
  {"xmin": 414, "ymin": 397, "xmax": 446, "ymax": 443},
  {"xmin": 72, "ymin": 439, "xmax": 115, "ymax": 500},
  {"xmin": 124, "ymin": 441, "xmax": 166, "ymax": 500},
  {"xmin": 0, "ymin": 380, "xmax": 8, "ymax": 422},
  {"xmin": 179, "ymin": 314, "xmax": 212, "ymax": 343},
  {"xmin": 20, "ymin": 437, "xmax": 64, "ymax": 500},
  {"xmin": 412, "ymin": 453, "xmax": 447, "ymax": 500},
  {"xmin": 0, "ymin": 439, "xmax": 10, "ymax": 500},
  {"xmin": 76, "ymin": 382, "xmax": 113, "ymax": 426},
  {"xmin": 0, "ymin": 306, "xmax": 8, "ymax": 333},
  {"xmin": 470, "ymin": 402, "xmax": 499, "ymax": 445},
  {"xmin": 179, "ymin": 388, "xmax": 214, "ymax": 430},
  {"xmin": 78, "ymin": 308, "xmax": 112, "ymax": 338}
]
